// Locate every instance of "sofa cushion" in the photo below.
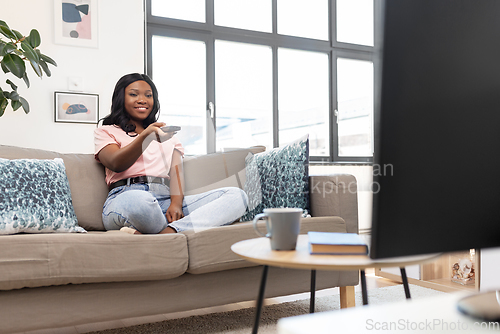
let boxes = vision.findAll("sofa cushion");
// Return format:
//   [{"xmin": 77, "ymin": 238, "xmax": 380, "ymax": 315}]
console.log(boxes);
[
  {"xmin": 241, "ymin": 135, "xmax": 309, "ymax": 221},
  {"xmin": 0, "ymin": 145, "xmax": 108, "ymax": 231},
  {"xmin": 183, "ymin": 146, "xmax": 266, "ymax": 195},
  {"xmin": 0, "ymin": 231, "xmax": 188, "ymax": 290},
  {"xmin": 309, "ymin": 174, "xmax": 359, "ymax": 233},
  {"xmin": 0, "ymin": 158, "xmax": 86, "ymax": 234},
  {"xmin": 184, "ymin": 216, "xmax": 346, "ymax": 274}
]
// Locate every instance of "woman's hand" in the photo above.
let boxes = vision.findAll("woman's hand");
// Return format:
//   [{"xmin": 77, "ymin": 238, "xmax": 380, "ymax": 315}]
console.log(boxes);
[
  {"xmin": 142, "ymin": 122, "xmax": 176, "ymax": 145},
  {"xmin": 156, "ymin": 125, "xmax": 178, "ymax": 143},
  {"xmin": 166, "ymin": 202, "xmax": 184, "ymax": 223}
]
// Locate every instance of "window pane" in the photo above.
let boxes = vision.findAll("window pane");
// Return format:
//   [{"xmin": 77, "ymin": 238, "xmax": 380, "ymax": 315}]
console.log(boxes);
[
  {"xmin": 337, "ymin": 0, "xmax": 374, "ymax": 46},
  {"xmin": 277, "ymin": 0, "xmax": 328, "ymax": 40},
  {"xmin": 215, "ymin": 0, "xmax": 272, "ymax": 33},
  {"xmin": 152, "ymin": 36, "xmax": 207, "ymax": 155},
  {"xmin": 151, "ymin": 0, "xmax": 205, "ymax": 23},
  {"xmin": 278, "ymin": 48, "xmax": 329, "ymax": 156},
  {"xmin": 337, "ymin": 58, "xmax": 373, "ymax": 157},
  {"xmin": 215, "ymin": 41, "xmax": 273, "ymax": 150}
]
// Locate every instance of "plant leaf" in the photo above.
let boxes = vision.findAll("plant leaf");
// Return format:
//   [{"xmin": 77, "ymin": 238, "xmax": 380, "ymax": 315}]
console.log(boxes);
[
  {"xmin": 0, "ymin": 97, "xmax": 8, "ymax": 117},
  {"xmin": 39, "ymin": 53, "xmax": 57, "ymax": 67},
  {"xmin": 6, "ymin": 79, "xmax": 17, "ymax": 91},
  {"xmin": 0, "ymin": 25, "xmax": 17, "ymax": 40},
  {"xmin": 0, "ymin": 28, "xmax": 11, "ymax": 39},
  {"xmin": 11, "ymin": 99, "xmax": 22, "ymax": 111},
  {"xmin": 2, "ymin": 54, "xmax": 26, "ymax": 78},
  {"xmin": 0, "ymin": 20, "xmax": 8, "ymax": 28},
  {"xmin": 19, "ymin": 96, "xmax": 29, "ymax": 114},
  {"xmin": 12, "ymin": 30, "xmax": 24, "ymax": 41},
  {"xmin": 30, "ymin": 60, "xmax": 43, "ymax": 77},
  {"xmin": 0, "ymin": 42, "xmax": 17, "ymax": 56},
  {"xmin": 28, "ymin": 29, "xmax": 41, "ymax": 48},
  {"xmin": 39, "ymin": 59, "xmax": 51, "ymax": 77},
  {"xmin": 22, "ymin": 72, "xmax": 30, "ymax": 88},
  {"xmin": 21, "ymin": 41, "xmax": 40, "ymax": 61},
  {"xmin": 21, "ymin": 41, "xmax": 39, "ymax": 63},
  {"xmin": 9, "ymin": 90, "xmax": 20, "ymax": 101},
  {"xmin": 1, "ymin": 60, "xmax": 10, "ymax": 74}
]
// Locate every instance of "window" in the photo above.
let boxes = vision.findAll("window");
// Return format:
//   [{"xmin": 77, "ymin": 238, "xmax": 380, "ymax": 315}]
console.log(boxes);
[
  {"xmin": 277, "ymin": 0, "xmax": 329, "ymax": 40},
  {"xmin": 278, "ymin": 48, "xmax": 330, "ymax": 156},
  {"xmin": 215, "ymin": 41, "xmax": 273, "ymax": 150},
  {"xmin": 151, "ymin": 36, "xmax": 207, "ymax": 155},
  {"xmin": 337, "ymin": 58, "xmax": 374, "ymax": 157},
  {"xmin": 146, "ymin": 0, "xmax": 376, "ymax": 162},
  {"xmin": 151, "ymin": 0, "xmax": 205, "ymax": 23},
  {"xmin": 215, "ymin": 0, "xmax": 272, "ymax": 33}
]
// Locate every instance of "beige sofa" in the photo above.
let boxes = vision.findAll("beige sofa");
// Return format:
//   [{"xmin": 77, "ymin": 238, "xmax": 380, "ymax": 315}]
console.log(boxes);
[{"xmin": 0, "ymin": 144, "xmax": 359, "ymax": 334}]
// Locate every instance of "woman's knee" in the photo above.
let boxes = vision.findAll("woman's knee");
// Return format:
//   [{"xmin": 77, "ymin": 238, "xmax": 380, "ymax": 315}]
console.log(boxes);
[
  {"xmin": 104, "ymin": 190, "xmax": 166, "ymax": 233},
  {"xmin": 233, "ymin": 187, "xmax": 248, "ymax": 207},
  {"xmin": 222, "ymin": 187, "xmax": 248, "ymax": 211}
]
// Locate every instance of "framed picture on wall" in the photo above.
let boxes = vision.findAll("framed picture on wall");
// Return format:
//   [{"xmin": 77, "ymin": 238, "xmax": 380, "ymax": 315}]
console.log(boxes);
[
  {"xmin": 54, "ymin": 0, "xmax": 99, "ymax": 48},
  {"xmin": 54, "ymin": 92, "xmax": 99, "ymax": 124}
]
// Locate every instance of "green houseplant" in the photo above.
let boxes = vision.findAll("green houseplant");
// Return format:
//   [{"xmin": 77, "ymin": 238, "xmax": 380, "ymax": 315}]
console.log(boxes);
[{"xmin": 0, "ymin": 20, "xmax": 57, "ymax": 117}]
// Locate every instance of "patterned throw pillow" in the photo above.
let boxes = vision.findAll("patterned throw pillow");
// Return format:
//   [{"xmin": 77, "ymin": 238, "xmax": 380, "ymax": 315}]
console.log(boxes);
[
  {"xmin": 241, "ymin": 135, "xmax": 309, "ymax": 222},
  {"xmin": 0, "ymin": 158, "xmax": 86, "ymax": 234}
]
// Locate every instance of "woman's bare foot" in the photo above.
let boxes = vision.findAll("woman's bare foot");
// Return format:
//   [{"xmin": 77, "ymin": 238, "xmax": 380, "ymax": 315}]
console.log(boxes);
[
  {"xmin": 120, "ymin": 227, "xmax": 141, "ymax": 235},
  {"xmin": 159, "ymin": 226, "xmax": 177, "ymax": 234}
]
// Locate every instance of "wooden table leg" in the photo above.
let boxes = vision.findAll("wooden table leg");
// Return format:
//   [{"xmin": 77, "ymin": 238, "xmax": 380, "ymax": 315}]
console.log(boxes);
[
  {"xmin": 252, "ymin": 265, "xmax": 269, "ymax": 334},
  {"xmin": 339, "ymin": 286, "xmax": 356, "ymax": 309}
]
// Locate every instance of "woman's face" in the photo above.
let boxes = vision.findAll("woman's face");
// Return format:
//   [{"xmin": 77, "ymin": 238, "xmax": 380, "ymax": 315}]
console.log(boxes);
[{"xmin": 124, "ymin": 80, "xmax": 154, "ymax": 122}]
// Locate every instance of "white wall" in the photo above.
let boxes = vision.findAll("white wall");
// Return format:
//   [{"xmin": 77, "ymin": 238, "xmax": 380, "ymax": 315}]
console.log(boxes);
[{"xmin": 0, "ymin": 0, "xmax": 145, "ymax": 153}]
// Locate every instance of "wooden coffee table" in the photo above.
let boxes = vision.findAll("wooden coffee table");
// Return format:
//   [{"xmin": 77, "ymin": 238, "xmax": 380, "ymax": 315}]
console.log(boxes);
[{"xmin": 231, "ymin": 234, "xmax": 439, "ymax": 334}]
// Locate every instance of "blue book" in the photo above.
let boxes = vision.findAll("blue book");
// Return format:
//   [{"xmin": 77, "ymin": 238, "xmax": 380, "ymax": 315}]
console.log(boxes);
[{"xmin": 308, "ymin": 231, "xmax": 368, "ymax": 255}]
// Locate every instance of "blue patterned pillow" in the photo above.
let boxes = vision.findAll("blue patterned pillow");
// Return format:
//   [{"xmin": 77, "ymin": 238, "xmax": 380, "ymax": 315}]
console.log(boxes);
[
  {"xmin": 241, "ymin": 135, "xmax": 309, "ymax": 221},
  {"xmin": 0, "ymin": 158, "xmax": 86, "ymax": 234}
]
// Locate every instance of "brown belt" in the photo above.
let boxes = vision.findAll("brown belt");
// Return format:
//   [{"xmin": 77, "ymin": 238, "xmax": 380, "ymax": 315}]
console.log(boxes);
[{"xmin": 109, "ymin": 176, "xmax": 170, "ymax": 191}]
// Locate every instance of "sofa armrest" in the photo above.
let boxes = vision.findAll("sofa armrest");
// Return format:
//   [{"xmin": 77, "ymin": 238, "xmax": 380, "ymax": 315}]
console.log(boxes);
[{"xmin": 309, "ymin": 174, "xmax": 359, "ymax": 234}]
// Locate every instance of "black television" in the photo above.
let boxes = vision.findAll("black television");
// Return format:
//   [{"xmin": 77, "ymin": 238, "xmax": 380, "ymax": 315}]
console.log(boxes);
[{"xmin": 370, "ymin": 0, "xmax": 500, "ymax": 320}]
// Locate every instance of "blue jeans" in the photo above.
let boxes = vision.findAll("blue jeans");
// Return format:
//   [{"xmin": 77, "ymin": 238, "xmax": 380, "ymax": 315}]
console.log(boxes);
[{"xmin": 102, "ymin": 183, "xmax": 248, "ymax": 233}]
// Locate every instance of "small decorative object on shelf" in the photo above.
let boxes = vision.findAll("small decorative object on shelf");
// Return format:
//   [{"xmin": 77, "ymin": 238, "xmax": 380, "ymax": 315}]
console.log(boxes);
[{"xmin": 451, "ymin": 249, "xmax": 475, "ymax": 285}]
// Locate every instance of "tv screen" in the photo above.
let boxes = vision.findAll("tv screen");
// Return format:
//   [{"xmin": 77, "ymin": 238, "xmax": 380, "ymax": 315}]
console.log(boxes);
[{"xmin": 370, "ymin": 0, "xmax": 500, "ymax": 259}]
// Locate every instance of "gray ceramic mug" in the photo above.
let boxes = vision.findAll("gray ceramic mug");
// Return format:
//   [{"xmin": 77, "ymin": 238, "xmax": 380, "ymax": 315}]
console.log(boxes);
[{"xmin": 252, "ymin": 208, "xmax": 302, "ymax": 250}]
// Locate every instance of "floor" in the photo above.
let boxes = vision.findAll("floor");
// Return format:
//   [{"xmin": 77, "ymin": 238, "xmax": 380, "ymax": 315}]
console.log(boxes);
[{"xmin": 16, "ymin": 269, "xmax": 400, "ymax": 334}]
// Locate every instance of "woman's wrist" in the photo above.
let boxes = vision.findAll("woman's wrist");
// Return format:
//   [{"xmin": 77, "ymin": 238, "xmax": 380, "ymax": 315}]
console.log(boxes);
[
  {"xmin": 170, "ymin": 195, "xmax": 183, "ymax": 206},
  {"xmin": 137, "ymin": 127, "xmax": 156, "ymax": 148}
]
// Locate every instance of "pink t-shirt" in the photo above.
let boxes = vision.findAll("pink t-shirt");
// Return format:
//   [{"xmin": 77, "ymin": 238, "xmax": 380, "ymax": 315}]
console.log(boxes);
[{"xmin": 94, "ymin": 125, "xmax": 185, "ymax": 186}]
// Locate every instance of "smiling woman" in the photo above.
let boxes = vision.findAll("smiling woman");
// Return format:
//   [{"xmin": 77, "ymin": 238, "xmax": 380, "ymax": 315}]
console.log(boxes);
[
  {"xmin": 123, "ymin": 80, "xmax": 154, "ymax": 123},
  {"xmin": 93, "ymin": 73, "xmax": 249, "ymax": 235}
]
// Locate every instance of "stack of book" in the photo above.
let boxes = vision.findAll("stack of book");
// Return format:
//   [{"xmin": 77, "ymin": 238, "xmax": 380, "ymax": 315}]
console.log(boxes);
[{"xmin": 308, "ymin": 231, "xmax": 368, "ymax": 255}]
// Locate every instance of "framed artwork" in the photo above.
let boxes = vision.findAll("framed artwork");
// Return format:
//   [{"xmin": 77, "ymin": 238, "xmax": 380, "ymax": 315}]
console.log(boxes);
[
  {"xmin": 54, "ymin": 92, "xmax": 99, "ymax": 124},
  {"xmin": 54, "ymin": 0, "xmax": 98, "ymax": 48}
]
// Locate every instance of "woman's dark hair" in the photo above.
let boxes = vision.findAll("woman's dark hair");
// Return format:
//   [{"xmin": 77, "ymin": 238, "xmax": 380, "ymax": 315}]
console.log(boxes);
[{"xmin": 100, "ymin": 73, "xmax": 160, "ymax": 135}]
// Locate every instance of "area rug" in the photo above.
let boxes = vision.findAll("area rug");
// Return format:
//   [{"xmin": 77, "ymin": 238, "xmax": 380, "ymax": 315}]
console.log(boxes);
[{"xmin": 89, "ymin": 285, "xmax": 446, "ymax": 334}]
